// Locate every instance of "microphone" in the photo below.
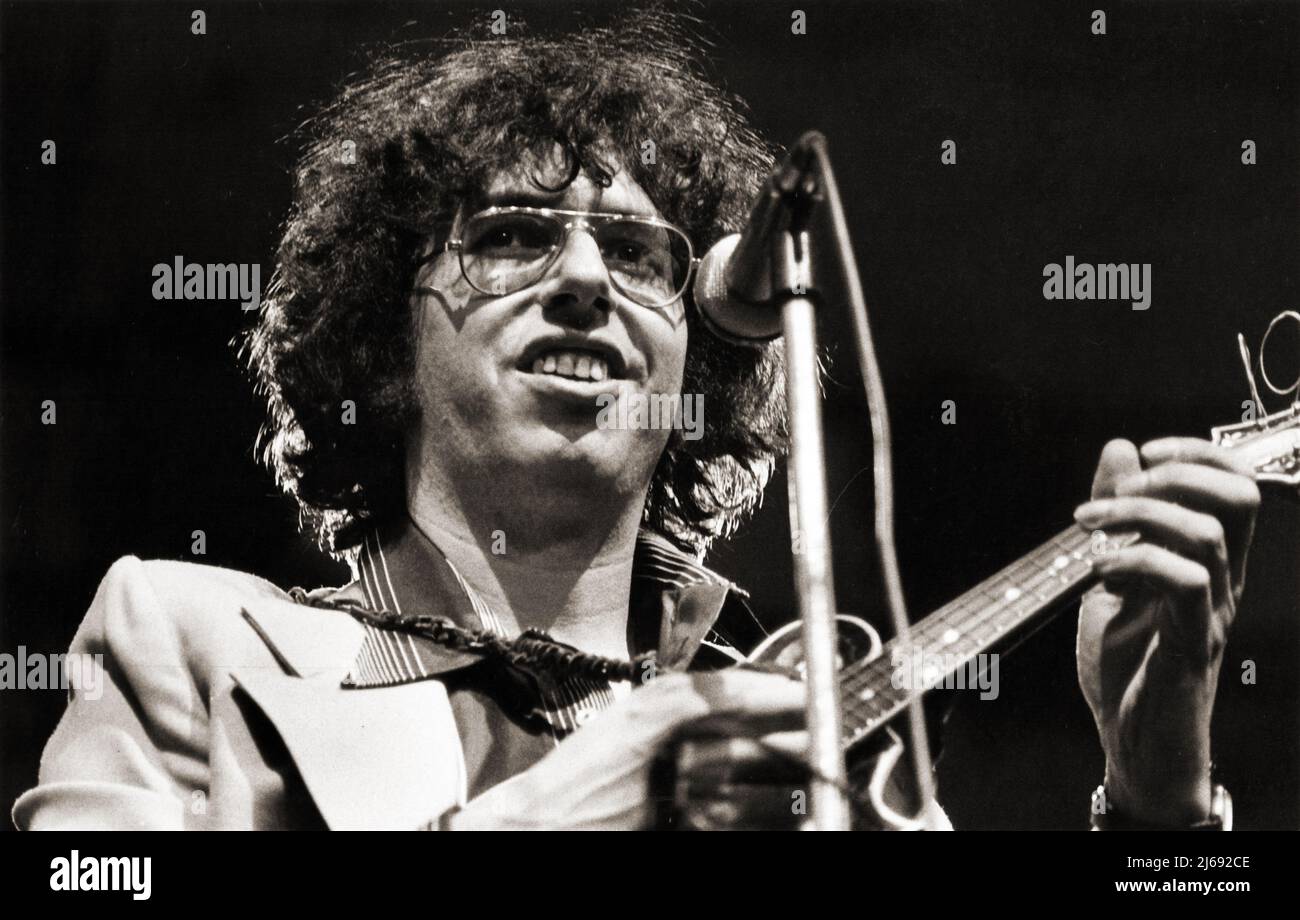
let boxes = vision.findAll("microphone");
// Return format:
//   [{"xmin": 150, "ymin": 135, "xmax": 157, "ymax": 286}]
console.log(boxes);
[{"xmin": 692, "ymin": 132, "xmax": 824, "ymax": 343}]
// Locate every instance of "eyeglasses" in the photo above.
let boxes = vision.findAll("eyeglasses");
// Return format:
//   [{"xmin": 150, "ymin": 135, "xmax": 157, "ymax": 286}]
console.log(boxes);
[{"xmin": 443, "ymin": 206, "xmax": 697, "ymax": 310}]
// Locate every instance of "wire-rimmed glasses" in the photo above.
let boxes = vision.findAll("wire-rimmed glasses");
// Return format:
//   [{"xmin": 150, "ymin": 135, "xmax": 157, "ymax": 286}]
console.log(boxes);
[{"xmin": 443, "ymin": 206, "xmax": 696, "ymax": 310}]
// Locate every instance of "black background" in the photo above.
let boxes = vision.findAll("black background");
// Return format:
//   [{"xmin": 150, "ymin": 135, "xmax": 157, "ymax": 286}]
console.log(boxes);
[{"xmin": 2, "ymin": 0, "xmax": 1297, "ymax": 830}]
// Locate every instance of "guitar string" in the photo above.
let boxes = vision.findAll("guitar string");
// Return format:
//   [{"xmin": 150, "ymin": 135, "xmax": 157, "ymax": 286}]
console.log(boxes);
[
  {"xmin": 838, "ymin": 525, "xmax": 1136, "ymax": 735},
  {"xmin": 859, "ymin": 530, "xmax": 1087, "ymax": 683},
  {"xmin": 840, "ymin": 528, "xmax": 1095, "ymax": 703},
  {"xmin": 835, "ymin": 525, "xmax": 1112, "ymax": 735},
  {"xmin": 844, "ymin": 526, "xmax": 1087, "ymax": 687}
]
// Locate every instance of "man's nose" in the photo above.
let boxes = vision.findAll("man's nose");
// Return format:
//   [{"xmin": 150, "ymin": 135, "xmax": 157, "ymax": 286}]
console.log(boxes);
[{"xmin": 542, "ymin": 226, "xmax": 612, "ymax": 330}]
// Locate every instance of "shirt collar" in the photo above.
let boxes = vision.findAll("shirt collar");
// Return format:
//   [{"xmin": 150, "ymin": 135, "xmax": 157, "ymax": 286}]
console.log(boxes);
[{"xmin": 317, "ymin": 516, "xmax": 750, "ymax": 689}]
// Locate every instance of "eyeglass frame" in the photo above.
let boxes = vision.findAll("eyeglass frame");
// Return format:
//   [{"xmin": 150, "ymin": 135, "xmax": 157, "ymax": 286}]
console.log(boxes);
[{"xmin": 440, "ymin": 205, "xmax": 700, "ymax": 311}]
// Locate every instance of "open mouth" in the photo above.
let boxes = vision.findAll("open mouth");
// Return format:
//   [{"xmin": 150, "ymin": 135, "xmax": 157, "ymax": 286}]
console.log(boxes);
[
  {"xmin": 518, "ymin": 339, "xmax": 627, "ymax": 384},
  {"xmin": 528, "ymin": 348, "xmax": 610, "ymax": 382}
]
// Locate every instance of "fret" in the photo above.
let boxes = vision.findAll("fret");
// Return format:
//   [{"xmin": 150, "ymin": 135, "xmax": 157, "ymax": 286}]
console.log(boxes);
[
  {"xmin": 924, "ymin": 564, "xmax": 1044, "ymax": 652},
  {"xmin": 836, "ymin": 523, "xmax": 1142, "ymax": 747},
  {"xmin": 843, "ymin": 683, "xmax": 894, "ymax": 724}
]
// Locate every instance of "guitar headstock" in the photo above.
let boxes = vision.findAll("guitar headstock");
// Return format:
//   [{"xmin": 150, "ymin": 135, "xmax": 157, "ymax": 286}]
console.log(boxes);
[
  {"xmin": 1212, "ymin": 405, "xmax": 1300, "ymax": 489},
  {"xmin": 1211, "ymin": 311, "xmax": 1300, "ymax": 490}
]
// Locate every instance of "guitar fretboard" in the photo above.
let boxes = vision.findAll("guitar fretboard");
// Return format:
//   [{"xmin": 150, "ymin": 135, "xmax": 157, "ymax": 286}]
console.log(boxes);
[{"xmin": 837, "ymin": 522, "xmax": 1139, "ymax": 749}]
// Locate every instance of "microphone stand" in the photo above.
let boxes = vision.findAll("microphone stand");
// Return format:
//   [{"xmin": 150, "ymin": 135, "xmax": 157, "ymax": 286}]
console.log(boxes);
[
  {"xmin": 715, "ymin": 132, "xmax": 936, "ymax": 830},
  {"xmin": 768, "ymin": 169, "xmax": 852, "ymax": 831}
]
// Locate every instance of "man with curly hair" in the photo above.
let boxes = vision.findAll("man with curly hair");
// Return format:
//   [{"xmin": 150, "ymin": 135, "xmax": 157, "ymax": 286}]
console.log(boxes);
[{"xmin": 15, "ymin": 12, "xmax": 1260, "ymax": 831}]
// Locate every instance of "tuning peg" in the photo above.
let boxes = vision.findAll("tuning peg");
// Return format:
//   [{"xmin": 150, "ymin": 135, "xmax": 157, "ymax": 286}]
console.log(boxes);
[
  {"xmin": 1238, "ymin": 332, "xmax": 1266, "ymax": 416},
  {"xmin": 1259, "ymin": 310, "xmax": 1300, "ymax": 403}
]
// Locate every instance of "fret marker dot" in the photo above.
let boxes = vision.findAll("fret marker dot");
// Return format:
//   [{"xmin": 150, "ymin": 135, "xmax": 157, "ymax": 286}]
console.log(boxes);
[
  {"xmin": 941, "ymin": 628, "xmax": 960, "ymax": 646},
  {"xmin": 858, "ymin": 687, "xmax": 876, "ymax": 701},
  {"xmin": 1004, "ymin": 587, "xmax": 1022, "ymax": 601},
  {"xmin": 1053, "ymin": 555, "xmax": 1069, "ymax": 570}
]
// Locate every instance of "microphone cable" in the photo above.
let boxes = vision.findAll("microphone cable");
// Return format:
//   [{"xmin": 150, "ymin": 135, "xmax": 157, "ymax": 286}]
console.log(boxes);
[{"xmin": 803, "ymin": 130, "xmax": 942, "ymax": 830}]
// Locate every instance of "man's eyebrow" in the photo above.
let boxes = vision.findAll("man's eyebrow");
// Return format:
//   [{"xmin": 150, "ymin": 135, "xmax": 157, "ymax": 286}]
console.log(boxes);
[
  {"xmin": 482, "ymin": 189, "xmax": 563, "ymax": 209},
  {"xmin": 481, "ymin": 189, "xmax": 656, "ymax": 217}
]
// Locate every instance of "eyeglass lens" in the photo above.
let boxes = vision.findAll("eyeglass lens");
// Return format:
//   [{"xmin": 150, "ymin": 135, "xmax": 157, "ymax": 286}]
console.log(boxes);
[{"xmin": 459, "ymin": 211, "xmax": 691, "ymax": 307}]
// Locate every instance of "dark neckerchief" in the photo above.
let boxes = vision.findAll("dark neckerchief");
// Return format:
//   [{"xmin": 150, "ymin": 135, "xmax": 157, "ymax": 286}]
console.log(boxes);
[{"xmin": 290, "ymin": 518, "xmax": 766, "ymax": 735}]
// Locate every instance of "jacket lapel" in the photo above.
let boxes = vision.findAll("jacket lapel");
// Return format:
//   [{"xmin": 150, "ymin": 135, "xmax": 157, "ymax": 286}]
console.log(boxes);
[
  {"xmin": 230, "ymin": 599, "xmax": 466, "ymax": 830},
  {"xmin": 225, "ymin": 524, "xmax": 747, "ymax": 829}
]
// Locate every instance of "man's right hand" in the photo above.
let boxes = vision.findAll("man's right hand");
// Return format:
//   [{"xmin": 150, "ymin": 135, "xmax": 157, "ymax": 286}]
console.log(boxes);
[{"xmin": 446, "ymin": 669, "xmax": 807, "ymax": 830}]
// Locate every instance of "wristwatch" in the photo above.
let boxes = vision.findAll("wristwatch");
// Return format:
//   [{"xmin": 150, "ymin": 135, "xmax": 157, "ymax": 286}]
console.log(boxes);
[{"xmin": 1090, "ymin": 783, "xmax": 1232, "ymax": 831}]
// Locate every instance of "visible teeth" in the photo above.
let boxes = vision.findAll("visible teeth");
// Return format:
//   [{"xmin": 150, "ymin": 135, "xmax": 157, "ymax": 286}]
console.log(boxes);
[{"xmin": 529, "ymin": 349, "xmax": 614, "ymax": 381}]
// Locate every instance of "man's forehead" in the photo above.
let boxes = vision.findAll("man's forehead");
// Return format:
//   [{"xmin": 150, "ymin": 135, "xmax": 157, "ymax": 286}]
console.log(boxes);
[{"xmin": 479, "ymin": 154, "xmax": 661, "ymax": 218}]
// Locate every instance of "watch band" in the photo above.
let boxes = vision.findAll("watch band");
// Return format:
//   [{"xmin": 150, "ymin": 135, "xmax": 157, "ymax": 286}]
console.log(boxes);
[{"xmin": 1090, "ymin": 783, "xmax": 1232, "ymax": 831}]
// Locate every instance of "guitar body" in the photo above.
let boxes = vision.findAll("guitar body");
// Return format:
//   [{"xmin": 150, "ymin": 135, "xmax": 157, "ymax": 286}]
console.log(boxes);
[
  {"xmin": 661, "ymin": 615, "xmax": 930, "ymax": 830},
  {"xmin": 748, "ymin": 616, "xmax": 934, "ymax": 830}
]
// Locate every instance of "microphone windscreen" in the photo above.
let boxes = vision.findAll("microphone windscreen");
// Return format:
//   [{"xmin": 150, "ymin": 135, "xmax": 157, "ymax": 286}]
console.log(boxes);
[{"xmin": 691, "ymin": 234, "xmax": 783, "ymax": 343}]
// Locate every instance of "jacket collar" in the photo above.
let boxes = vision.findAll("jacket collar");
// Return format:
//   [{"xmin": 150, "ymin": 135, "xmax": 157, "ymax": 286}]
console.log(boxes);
[
  {"xmin": 325, "ymin": 517, "xmax": 747, "ymax": 687},
  {"xmin": 229, "ymin": 519, "xmax": 752, "ymax": 829}
]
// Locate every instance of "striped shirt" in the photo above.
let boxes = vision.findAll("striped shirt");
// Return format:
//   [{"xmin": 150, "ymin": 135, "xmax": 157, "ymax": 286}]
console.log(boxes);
[{"xmin": 296, "ymin": 516, "xmax": 763, "ymax": 798}]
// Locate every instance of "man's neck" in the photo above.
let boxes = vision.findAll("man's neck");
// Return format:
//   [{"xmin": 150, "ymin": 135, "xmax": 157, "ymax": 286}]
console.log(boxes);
[{"xmin": 405, "ymin": 480, "xmax": 640, "ymax": 660}]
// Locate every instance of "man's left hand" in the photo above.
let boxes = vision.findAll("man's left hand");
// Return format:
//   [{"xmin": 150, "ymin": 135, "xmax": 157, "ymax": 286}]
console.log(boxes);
[{"xmin": 1074, "ymin": 437, "xmax": 1259, "ymax": 825}]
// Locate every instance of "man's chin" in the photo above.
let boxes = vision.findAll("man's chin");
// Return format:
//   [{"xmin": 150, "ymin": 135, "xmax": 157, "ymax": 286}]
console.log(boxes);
[{"xmin": 509, "ymin": 422, "xmax": 657, "ymax": 486}]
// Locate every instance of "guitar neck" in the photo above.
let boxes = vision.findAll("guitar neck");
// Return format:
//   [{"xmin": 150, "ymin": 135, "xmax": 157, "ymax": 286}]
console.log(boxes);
[
  {"xmin": 832, "ymin": 395, "xmax": 1299, "ymax": 751},
  {"xmin": 837, "ymin": 522, "xmax": 1140, "ymax": 749}
]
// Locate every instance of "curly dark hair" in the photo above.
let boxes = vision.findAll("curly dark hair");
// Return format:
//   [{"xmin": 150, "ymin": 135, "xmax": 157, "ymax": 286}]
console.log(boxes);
[{"xmin": 243, "ymin": 8, "xmax": 788, "ymax": 558}]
